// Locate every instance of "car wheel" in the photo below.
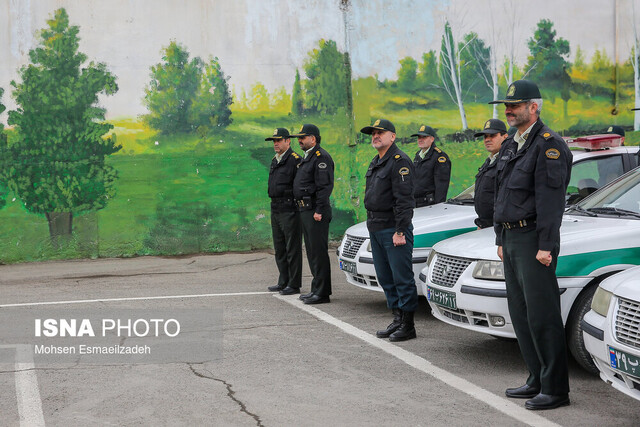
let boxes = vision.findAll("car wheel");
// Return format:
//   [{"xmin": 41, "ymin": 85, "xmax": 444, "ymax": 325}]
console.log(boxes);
[{"xmin": 566, "ymin": 285, "xmax": 599, "ymax": 375}]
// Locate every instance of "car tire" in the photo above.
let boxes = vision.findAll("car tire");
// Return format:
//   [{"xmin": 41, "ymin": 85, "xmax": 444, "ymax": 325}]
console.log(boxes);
[{"xmin": 566, "ymin": 285, "xmax": 599, "ymax": 375}]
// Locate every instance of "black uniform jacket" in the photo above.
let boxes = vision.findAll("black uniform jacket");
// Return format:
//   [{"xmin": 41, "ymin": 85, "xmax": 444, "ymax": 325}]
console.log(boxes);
[
  {"xmin": 293, "ymin": 144, "xmax": 334, "ymax": 217},
  {"xmin": 473, "ymin": 151, "xmax": 503, "ymax": 229},
  {"xmin": 413, "ymin": 143, "xmax": 451, "ymax": 205},
  {"xmin": 494, "ymin": 120, "xmax": 572, "ymax": 250},
  {"xmin": 364, "ymin": 143, "xmax": 415, "ymax": 233},
  {"xmin": 268, "ymin": 147, "xmax": 301, "ymax": 212}
]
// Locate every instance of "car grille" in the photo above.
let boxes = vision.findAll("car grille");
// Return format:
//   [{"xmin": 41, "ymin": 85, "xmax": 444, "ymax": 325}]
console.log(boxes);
[
  {"xmin": 341, "ymin": 235, "xmax": 367, "ymax": 259},
  {"xmin": 431, "ymin": 253, "xmax": 473, "ymax": 288},
  {"xmin": 615, "ymin": 297, "xmax": 640, "ymax": 349}
]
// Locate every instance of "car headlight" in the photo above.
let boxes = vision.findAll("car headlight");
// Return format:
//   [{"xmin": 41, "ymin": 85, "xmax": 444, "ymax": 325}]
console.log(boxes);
[
  {"xmin": 472, "ymin": 260, "xmax": 505, "ymax": 280},
  {"xmin": 591, "ymin": 286, "xmax": 613, "ymax": 316},
  {"xmin": 426, "ymin": 249, "xmax": 437, "ymax": 267},
  {"xmin": 366, "ymin": 240, "xmax": 372, "ymax": 252}
]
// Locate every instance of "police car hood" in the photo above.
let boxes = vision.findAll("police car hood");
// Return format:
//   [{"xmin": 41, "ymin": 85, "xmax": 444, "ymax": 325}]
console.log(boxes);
[
  {"xmin": 432, "ymin": 214, "xmax": 640, "ymax": 261},
  {"xmin": 343, "ymin": 202, "xmax": 476, "ymax": 238}
]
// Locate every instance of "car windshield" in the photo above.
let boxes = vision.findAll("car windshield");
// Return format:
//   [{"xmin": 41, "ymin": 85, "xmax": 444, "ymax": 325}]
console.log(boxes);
[
  {"xmin": 576, "ymin": 167, "xmax": 640, "ymax": 217},
  {"xmin": 446, "ymin": 185, "xmax": 475, "ymax": 205}
]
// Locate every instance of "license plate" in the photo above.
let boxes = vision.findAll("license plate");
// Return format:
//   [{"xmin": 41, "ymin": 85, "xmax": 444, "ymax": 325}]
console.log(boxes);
[
  {"xmin": 609, "ymin": 346, "xmax": 640, "ymax": 378},
  {"xmin": 339, "ymin": 259, "xmax": 357, "ymax": 274},
  {"xmin": 427, "ymin": 286, "xmax": 457, "ymax": 310}
]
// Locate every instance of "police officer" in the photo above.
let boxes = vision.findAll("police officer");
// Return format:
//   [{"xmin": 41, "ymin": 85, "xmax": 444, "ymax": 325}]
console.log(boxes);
[
  {"xmin": 473, "ymin": 119, "xmax": 508, "ymax": 229},
  {"xmin": 412, "ymin": 125, "xmax": 451, "ymax": 207},
  {"xmin": 361, "ymin": 119, "xmax": 417, "ymax": 341},
  {"xmin": 490, "ymin": 80, "xmax": 572, "ymax": 410},
  {"xmin": 265, "ymin": 128, "xmax": 303, "ymax": 295},
  {"xmin": 290, "ymin": 124, "xmax": 334, "ymax": 304}
]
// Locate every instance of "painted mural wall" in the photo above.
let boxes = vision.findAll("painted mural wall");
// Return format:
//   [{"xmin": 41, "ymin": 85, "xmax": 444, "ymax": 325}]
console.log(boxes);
[{"xmin": 0, "ymin": 0, "xmax": 638, "ymax": 263}]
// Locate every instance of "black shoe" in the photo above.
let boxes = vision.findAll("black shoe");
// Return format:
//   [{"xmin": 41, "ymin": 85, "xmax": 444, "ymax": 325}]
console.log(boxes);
[
  {"xmin": 505, "ymin": 384, "xmax": 541, "ymax": 399},
  {"xmin": 376, "ymin": 308, "xmax": 403, "ymax": 338},
  {"xmin": 279, "ymin": 287, "xmax": 300, "ymax": 295},
  {"xmin": 299, "ymin": 292, "xmax": 315, "ymax": 300},
  {"xmin": 303, "ymin": 295, "xmax": 330, "ymax": 304},
  {"xmin": 389, "ymin": 311, "xmax": 416, "ymax": 342},
  {"xmin": 268, "ymin": 284, "xmax": 286, "ymax": 292},
  {"xmin": 525, "ymin": 393, "xmax": 570, "ymax": 410}
]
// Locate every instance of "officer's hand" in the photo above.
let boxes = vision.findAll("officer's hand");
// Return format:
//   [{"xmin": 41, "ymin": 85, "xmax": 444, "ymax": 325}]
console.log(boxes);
[
  {"xmin": 313, "ymin": 213, "xmax": 322, "ymax": 221},
  {"xmin": 393, "ymin": 233, "xmax": 406, "ymax": 246},
  {"xmin": 497, "ymin": 246, "xmax": 503, "ymax": 261},
  {"xmin": 536, "ymin": 250, "xmax": 552, "ymax": 266}
]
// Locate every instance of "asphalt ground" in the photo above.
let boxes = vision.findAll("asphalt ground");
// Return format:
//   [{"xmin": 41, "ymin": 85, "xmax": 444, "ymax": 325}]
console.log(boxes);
[{"xmin": 1, "ymin": 250, "xmax": 639, "ymax": 426}]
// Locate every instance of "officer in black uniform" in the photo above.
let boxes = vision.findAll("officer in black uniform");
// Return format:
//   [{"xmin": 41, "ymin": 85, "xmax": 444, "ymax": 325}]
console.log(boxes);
[
  {"xmin": 361, "ymin": 119, "xmax": 417, "ymax": 342},
  {"xmin": 265, "ymin": 128, "xmax": 303, "ymax": 295},
  {"xmin": 290, "ymin": 124, "xmax": 334, "ymax": 305},
  {"xmin": 490, "ymin": 80, "xmax": 572, "ymax": 410},
  {"xmin": 473, "ymin": 119, "xmax": 508, "ymax": 229},
  {"xmin": 412, "ymin": 125, "xmax": 451, "ymax": 207},
  {"xmin": 605, "ymin": 125, "xmax": 625, "ymax": 145}
]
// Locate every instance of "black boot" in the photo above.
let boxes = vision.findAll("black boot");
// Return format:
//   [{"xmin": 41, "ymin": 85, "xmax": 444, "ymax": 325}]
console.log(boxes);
[
  {"xmin": 389, "ymin": 311, "xmax": 416, "ymax": 342},
  {"xmin": 376, "ymin": 308, "xmax": 403, "ymax": 338}
]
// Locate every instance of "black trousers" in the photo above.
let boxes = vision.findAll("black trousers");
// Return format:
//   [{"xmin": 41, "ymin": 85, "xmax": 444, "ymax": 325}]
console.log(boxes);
[
  {"xmin": 271, "ymin": 210, "xmax": 302, "ymax": 289},
  {"xmin": 502, "ymin": 228, "xmax": 570, "ymax": 395},
  {"xmin": 300, "ymin": 209, "xmax": 332, "ymax": 296}
]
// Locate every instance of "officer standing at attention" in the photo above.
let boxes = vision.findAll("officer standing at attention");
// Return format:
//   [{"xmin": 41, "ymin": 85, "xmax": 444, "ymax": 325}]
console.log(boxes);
[
  {"xmin": 265, "ymin": 128, "xmax": 302, "ymax": 295},
  {"xmin": 473, "ymin": 119, "xmax": 508, "ymax": 229},
  {"xmin": 290, "ymin": 124, "xmax": 334, "ymax": 304},
  {"xmin": 490, "ymin": 80, "xmax": 572, "ymax": 410},
  {"xmin": 412, "ymin": 125, "xmax": 451, "ymax": 207},
  {"xmin": 361, "ymin": 119, "xmax": 417, "ymax": 341}
]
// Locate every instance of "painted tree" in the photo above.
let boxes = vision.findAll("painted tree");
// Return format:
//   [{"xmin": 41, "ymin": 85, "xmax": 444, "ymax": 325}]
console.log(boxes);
[
  {"xmin": 291, "ymin": 69, "xmax": 304, "ymax": 115},
  {"xmin": 271, "ymin": 86, "xmax": 291, "ymax": 112},
  {"xmin": 439, "ymin": 20, "xmax": 468, "ymax": 130},
  {"xmin": 397, "ymin": 57, "xmax": 418, "ymax": 93},
  {"xmin": 248, "ymin": 82, "xmax": 270, "ymax": 111},
  {"xmin": 0, "ymin": 88, "xmax": 7, "ymax": 210},
  {"xmin": 460, "ymin": 33, "xmax": 494, "ymax": 105},
  {"xmin": 303, "ymin": 39, "xmax": 349, "ymax": 114},
  {"xmin": 7, "ymin": 8, "xmax": 120, "ymax": 242},
  {"xmin": 144, "ymin": 41, "xmax": 202, "ymax": 134},
  {"xmin": 189, "ymin": 56, "xmax": 233, "ymax": 130},
  {"xmin": 524, "ymin": 19, "xmax": 572, "ymax": 117},
  {"xmin": 417, "ymin": 51, "xmax": 439, "ymax": 90}
]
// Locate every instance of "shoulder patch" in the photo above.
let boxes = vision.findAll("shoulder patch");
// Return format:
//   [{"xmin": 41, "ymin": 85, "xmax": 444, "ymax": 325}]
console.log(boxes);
[
  {"xmin": 545, "ymin": 148, "xmax": 560, "ymax": 159},
  {"xmin": 437, "ymin": 156, "xmax": 447, "ymax": 163},
  {"xmin": 542, "ymin": 132, "xmax": 552, "ymax": 140},
  {"xmin": 434, "ymin": 147, "xmax": 442, "ymax": 153},
  {"xmin": 318, "ymin": 162, "xmax": 327, "ymax": 169},
  {"xmin": 399, "ymin": 166, "xmax": 410, "ymax": 176}
]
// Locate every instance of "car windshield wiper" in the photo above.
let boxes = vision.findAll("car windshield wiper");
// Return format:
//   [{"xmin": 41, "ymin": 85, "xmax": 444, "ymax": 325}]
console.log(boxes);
[
  {"xmin": 566, "ymin": 205, "xmax": 598, "ymax": 217},
  {"xmin": 587, "ymin": 207, "xmax": 640, "ymax": 219},
  {"xmin": 446, "ymin": 197, "xmax": 474, "ymax": 205}
]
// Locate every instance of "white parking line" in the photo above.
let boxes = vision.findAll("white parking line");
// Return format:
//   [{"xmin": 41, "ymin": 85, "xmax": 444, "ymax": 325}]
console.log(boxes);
[
  {"xmin": 275, "ymin": 294, "xmax": 560, "ymax": 427},
  {"xmin": 0, "ymin": 291, "xmax": 271, "ymax": 308},
  {"xmin": 0, "ymin": 345, "xmax": 45, "ymax": 427}
]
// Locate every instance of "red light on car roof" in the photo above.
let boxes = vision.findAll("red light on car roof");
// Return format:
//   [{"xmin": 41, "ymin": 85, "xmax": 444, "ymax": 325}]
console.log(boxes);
[{"xmin": 566, "ymin": 134, "xmax": 624, "ymax": 150}]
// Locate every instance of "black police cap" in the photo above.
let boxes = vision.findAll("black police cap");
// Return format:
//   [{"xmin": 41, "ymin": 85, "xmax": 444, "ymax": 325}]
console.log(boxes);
[
  {"xmin": 265, "ymin": 128, "xmax": 291, "ymax": 141},
  {"xmin": 605, "ymin": 125, "xmax": 625, "ymax": 137},
  {"xmin": 489, "ymin": 79, "xmax": 542, "ymax": 104},
  {"xmin": 474, "ymin": 119, "xmax": 508, "ymax": 137},
  {"xmin": 411, "ymin": 125, "xmax": 437, "ymax": 137},
  {"xmin": 290, "ymin": 124, "xmax": 320, "ymax": 138},
  {"xmin": 360, "ymin": 119, "xmax": 396, "ymax": 134}
]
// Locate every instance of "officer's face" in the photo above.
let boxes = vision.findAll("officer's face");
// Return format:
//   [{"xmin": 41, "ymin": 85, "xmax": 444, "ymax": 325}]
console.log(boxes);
[
  {"xmin": 370, "ymin": 129, "xmax": 395, "ymax": 152},
  {"xmin": 273, "ymin": 138, "xmax": 290, "ymax": 155},
  {"xmin": 483, "ymin": 132, "xmax": 507, "ymax": 155},
  {"xmin": 298, "ymin": 135, "xmax": 316, "ymax": 151},
  {"xmin": 417, "ymin": 135, "xmax": 434, "ymax": 150},
  {"xmin": 504, "ymin": 101, "xmax": 537, "ymax": 129}
]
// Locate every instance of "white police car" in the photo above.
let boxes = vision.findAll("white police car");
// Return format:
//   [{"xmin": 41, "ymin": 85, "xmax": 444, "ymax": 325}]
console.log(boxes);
[
  {"xmin": 583, "ymin": 266, "xmax": 640, "ymax": 400},
  {"xmin": 421, "ymin": 165, "xmax": 640, "ymax": 373},
  {"xmin": 337, "ymin": 134, "xmax": 639, "ymax": 296}
]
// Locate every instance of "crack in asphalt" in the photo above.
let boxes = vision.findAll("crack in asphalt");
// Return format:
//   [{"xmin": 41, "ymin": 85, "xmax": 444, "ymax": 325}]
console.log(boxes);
[
  {"xmin": 58, "ymin": 257, "xmax": 268, "ymax": 280},
  {"xmin": 188, "ymin": 363, "xmax": 264, "ymax": 427}
]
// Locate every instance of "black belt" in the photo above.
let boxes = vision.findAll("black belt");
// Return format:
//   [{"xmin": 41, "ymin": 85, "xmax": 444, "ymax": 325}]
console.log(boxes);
[
  {"xmin": 271, "ymin": 197, "xmax": 294, "ymax": 204},
  {"xmin": 501, "ymin": 219, "xmax": 536, "ymax": 230},
  {"xmin": 367, "ymin": 210, "xmax": 394, "ymax": 219}
]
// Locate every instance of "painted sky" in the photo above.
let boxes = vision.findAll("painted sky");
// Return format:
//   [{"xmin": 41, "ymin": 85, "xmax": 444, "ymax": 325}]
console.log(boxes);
[{"xmin": 0, "ymin": 0, "xmax": 634, "ymax": 119}]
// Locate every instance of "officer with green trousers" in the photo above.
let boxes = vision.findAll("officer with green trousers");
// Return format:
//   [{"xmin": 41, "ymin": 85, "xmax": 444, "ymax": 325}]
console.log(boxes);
[
  {"xmin": 266, "ymin": 128, "xmax": 302, "ymax": 295},
  {"xmin": 291, "ymin": 124, "xmax": 334, "ymax": 304},
  {"xmin": 491, "ymin": 80, "xmax": 572, "ymax": 410}
]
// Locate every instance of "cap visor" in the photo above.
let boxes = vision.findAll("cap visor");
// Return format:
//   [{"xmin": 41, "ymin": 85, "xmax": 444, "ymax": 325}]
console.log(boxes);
[
  {"xmin": 265, "ymin": 137, "xmax": 284, "ymax": 141},
  {"xmin": 474, "ymin": 130, "xmax": 500, "ymax": 137},
  {"xmin": 289, "ymin": 133, "xmax": 307, "ymax": 138},
  {"xmin": 488, "ymin": 98, "xmax": 526, "ymax": 104}
]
